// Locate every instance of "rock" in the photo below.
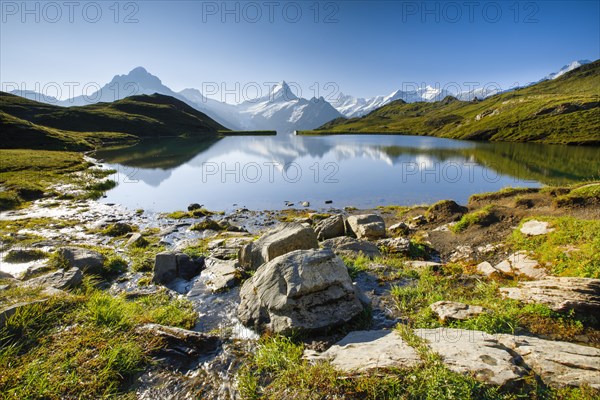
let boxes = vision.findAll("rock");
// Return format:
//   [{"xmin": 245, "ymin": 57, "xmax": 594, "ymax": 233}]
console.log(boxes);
[
  {"xmin": 408, "ymin": 215, "xmax": 426, "ymax": 229},
  {"xmin": 429, "ymin": 301, "xmax": 487, "ymax": 322},
  {"xmin": 404, "ymin": 260, "xmax": 443, "ymax": 272},
  {"xmin": 56, "ymin": 247, "xmax": 106, "ymax": 275},
  {"xmin": 377, "ymin": 237, "xmax": 410, "ymax": 254},
  {"xmin": 135, "ymin": 324, "xmax": 219, "ymax": 371},
  {"xmin": 426, "ymin": 200, "xmax": 468, "ymax": 222},
  {"xmin": 415, "ymin": 328, "xmax": 527, "ymax": 387},
  {"xmin": 301, "ymin": 201, "xmax": 310, "ymax": 207},
  {"xmin": 449, "ymin": 245, "xmax": 474, "ymax": 262},
  {"xmin": 208, "ymin": 237, "xmax": 252, "ymax": 260},
  {"xmin": 0, "ymin": 299, "xmax": 48, "ymax": 327},
  {"xmin": 153, "ymin": 252, "xmax": 203, "ymax": 284},
  {"xmin": 321, "ymin": 236, "xmax": 382, "ymax": 259},
  {"xmin": 0, "ymin": 271, "xmax": 15, "ymax": 280},
  {"xmin": 495, "ymin": 334, "xmax": 600, "ymax": 389},
  {"xmin": 202, "ymin": 257, "xmax": 239, "ymax": 292},
  {"xmin": 476, "ymin": 261, "xmax": 499, "ymax": 277},
  {"xmin": 346, "ymin": 214, "xmax": 386, "ymax": 240},
  {"xmin": 388, "ymin": 222, "xmax": 410, "ymax": 236},
  {"xmin": 126, "ymin": 232, "xmax": 148, "ymax": 248},
  {"xmin": 238, "ymin": 249, "xmax": 366, "ymax": 334},
  {"xmin": 495, "ymin": 251, "xmax": 547, "ymax": 279},
  {"xmin": 314, "ymin": 214, "xmax": 345, "ymax": 241},
  {"xmin": 500, "ymin": 277, "xmax": 600, "ymax": 314},
  {"xmin": 176, "ymin": 253, "xmax": 203, "ymax": 281},
  {"xmin": 238, "ymin": 223, "xmax": 319, "ymax": 270},
  {"xmin": 520, "ymin": 220, "xmax": 555, "ymax": 236},
  {"xmin": 305, "ymin": 330, "xmax": 420, "ymax": 373},
  {"xmin": 153, "ymin": 252, "xmax": 178, "ymax": 284},
  {"xmin": 187, "ymin": 203, "xmax": 203, "ymax": 211},
  {"xmin": 24, "ymin": 267, "xmax": 83, "ymax": 290}
]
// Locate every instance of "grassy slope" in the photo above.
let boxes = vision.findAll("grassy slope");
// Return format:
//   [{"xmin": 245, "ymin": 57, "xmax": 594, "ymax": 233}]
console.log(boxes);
[
  {"xmin": 0, "ymin": 92, "xmax": 229, "ymax": 150},
  {"xmin": 301, "ymin": 60, "xmax": 600, "ymax": 145}
]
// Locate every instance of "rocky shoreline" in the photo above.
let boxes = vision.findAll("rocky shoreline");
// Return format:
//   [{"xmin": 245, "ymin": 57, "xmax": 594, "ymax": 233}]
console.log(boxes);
[{"xmin": 1, "ymin": 167, "xmax": 599, "ymax": 398}]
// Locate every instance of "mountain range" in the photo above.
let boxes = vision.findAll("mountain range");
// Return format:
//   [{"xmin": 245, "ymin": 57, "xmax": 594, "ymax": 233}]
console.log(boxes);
[{"xmin": 9, "ymin": 60, "xmax": 591, "ymax": 131}]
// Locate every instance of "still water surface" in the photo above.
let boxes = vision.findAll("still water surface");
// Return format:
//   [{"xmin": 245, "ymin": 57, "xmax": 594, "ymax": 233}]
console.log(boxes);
[{"xmin": 95, "ymin": 133, "xmax": 600, "ymax": 212}]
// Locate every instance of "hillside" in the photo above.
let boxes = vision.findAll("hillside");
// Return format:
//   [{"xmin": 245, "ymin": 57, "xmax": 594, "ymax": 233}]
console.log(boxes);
[
  {"xmin": 0, "ymin": 92, "xmax": 229, "ymax": 150},
  {"xmin": 300, "ymin": 60, "xmax": 600, "ymax": 145}
]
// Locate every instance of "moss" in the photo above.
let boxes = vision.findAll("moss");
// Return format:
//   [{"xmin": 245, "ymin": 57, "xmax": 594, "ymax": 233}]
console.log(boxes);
[
  {"xmin": 165, "ymin": 208, "xmax": 214, "ymax": 219},
  {"xmin": 451, "ymin": 205, "xmax": 495, "ymax": 233},
  {"xmin": 3, "ymin": 249, "xmax": 48, "ymax": 263},
  {"xmin": 190, "ymin": 218, "xmax": 225, "ymax": 231}
]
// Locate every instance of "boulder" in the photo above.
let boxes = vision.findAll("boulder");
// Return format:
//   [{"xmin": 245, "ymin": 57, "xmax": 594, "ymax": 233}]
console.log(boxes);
[
  {"xmin": 377, "ymin": 237, "xmax": 410, "ymax": 254},
  {"xmin": 500, "ymin": 277, "xmax": 600, "ymax": 314},
  {"xmin": 237, "ymin": 249, "xmax": 366, "ymax": 334},
  {"xmin": 136, "ymin": 323, "xmax": 219, "ymax": 371},
  {"xmin": 24, "ymin": 267, "xmax": 83, "ymax": 290},
  {"xmin": 520, "ymin": 220, "xmax": 555, "ymax": 236},
  {"xmin": 346, "ymin": 214, "xmax": 386, "ymax": 240},
  {"xmin": 208, "ymin": 237, "xmax": 252, "ymax": 260},
  {"xmin": 56, "ymin": 247, "xmax": 106, "ymax": 275},
  {"xmin": 321, "ymin": 236, "xmax": 381, "ymax": 259},
  {"xmin": 388, "ymin": 222, "xmax": 410, "ymax": 236},
  {"xmin": 476, "ymin": 261, "xmax": 499, "ymax": 277},
  {"xmin": 494, "ymin": 251, "xmax": 547, "ymax": 279},
  {"xmin": 0, "ymin": 271, "xmax": 15, "ymax": 280},
  {"xmin": 416, "ymin": 328, "xmax": 527, "ymax": 388},
  {"xmin": 314, "ymin": 214, "xmax": 345, "ymax": 241},
  {"xmin": 153, "ymin": 252, "xmax": 203, "ymax": 284},
  {"xmin": 238, "ymin": 223, "xmax": 319, "ymax": 270},
  {"xmin": 304, "ymin": 330, "xmax": 420, "ymax": 372},
  {"xmin": 187, "ymin": 203, "xmax": 203, "ymax": 211},
  {"xmin": 202, "ymin": 257, "xmax": 239, "ymax": 292},
  {"xmin": 495, "ymin": 334, "xmax": 600, "ymax": 389},
  {"xmin": 429, "ymin": 301, "xmax": 487, "ymax": 322}
]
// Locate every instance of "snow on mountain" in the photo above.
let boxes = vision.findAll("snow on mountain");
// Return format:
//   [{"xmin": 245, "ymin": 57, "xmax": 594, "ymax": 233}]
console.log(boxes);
[{"xmin": 545, "ymin": 60, "xmax": 592, "ymax": 80}]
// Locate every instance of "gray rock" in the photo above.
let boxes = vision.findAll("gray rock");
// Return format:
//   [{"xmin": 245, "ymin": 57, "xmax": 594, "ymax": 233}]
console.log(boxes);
[
  {"xmin": 56, "ymin": 247, "xmax": 106, "ymax": 275},
  {"xmin": 476, "ymin": 261, "xmax": 499, "ymax": 277},
  {"xmin": 408, "ymin": 215, "xmax": 426, "ymax": 229},
  {"xmin": 321, "ymin": 236, "xmax": 382, "ymax": 259},
  {"xmin": 177, "ymin": 253, "xmax": 203, "ymax": 281},
  {"xmin": 500, "ymin": 277, "xmax": 600, "ymax": 314},
  {"xmin": 429, "ymin": 301, "xmax": 487, "ymax": 322},
  {"xmin": 0, "ymin": 271, "xmax": 15, "ymax": 280},
  {"xmin": 305, "ymin": 330, "xmax": 420, "ymax": 372},
  {"xmin": 153, "ymin": 252, "xmax": 178, "ymax": 284},
  {"xmin": 494, "ymin": 251, "xmax": 547, "ymax": 279},
  {"xmin": 314, "ymin": 214, "xmax": 345, "ymax": 241},
  {"xmin": 520, "ymin": 220, "xmax": 555, "ymax": 236},
  {"xmin": 238, "ymin": 223, "xmax": 319, "ymax": 270},
  {"xmin": 187, "ymin": 203, "xmax": 202, "ymax": 211},
  {"xmin": 377, "ymin": 237, "xmax": 410, "ymax": 254},
  {"xmin": 416, "ymin": 328, "xmax": 527, "ymax": 387},
  {"xmin": 404, "ymin": 260, "xmax": 444, "ymax": 271},
  {"xmin": 202, "ymin": 257, "xmax": 239, "ymax": 292},
  {"xmin": 208, "ymin": 237, "xmax": 252, "ymax": 260},
  {"xmin": 126, "ymin": 232, "xmax": 148, "ymax": 248},
  {"xmin": 388, "ymin": 222, "xmax": 410, "ymax": 236},
  {"xmin": 238, "ymin": 249, "xmax": 366, "ymax": 334},
  {"xmin": 24, "ymin": 267, "xmax": 83, "ymax": 290},
  {"xmin": 495, "ymin": 334, "xmax": 600, "ymax": 389},
  {"xmin": 135, "ymin": 323, "xmax": 219, "ymax": 371},
  {"xmin": 0, "ymin": 299, "xmax": 48, "ymax": 327},
  {"xmin": 346, "ymin": 214, "xmax": 386, "ymax": 240}
]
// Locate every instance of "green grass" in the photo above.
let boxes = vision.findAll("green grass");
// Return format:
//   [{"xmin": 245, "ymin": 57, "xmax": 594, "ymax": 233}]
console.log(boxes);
[
  {"xmin": 0, "ymin": 284, "xmax": 197, "ymax": 398},
  {"xmin": 299, "ymin": 60, "xmax": 600, "ymax": 145},
  {"xmin": 555, "ymin": 183, "xmax": 600, "ymax": 207},
  {"xmin": 3, "ymin": 248, "xmax": 48, "ymax": 263},
  {"xmin": 509, "ymin": 216, "xmax": 600, "ymax": 278},
  {"xmin": 451, "ymin": 205, "xmax": 495, "ymax": 233},
  {"xmin": 165, "ymin": 208, "xmax": 214, "ymax": 219}
]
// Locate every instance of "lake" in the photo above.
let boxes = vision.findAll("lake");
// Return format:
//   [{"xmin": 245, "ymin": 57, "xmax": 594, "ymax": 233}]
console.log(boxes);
[{"xmin": 95, "ymin": 133, "xmax": 600, "ymax": 212}]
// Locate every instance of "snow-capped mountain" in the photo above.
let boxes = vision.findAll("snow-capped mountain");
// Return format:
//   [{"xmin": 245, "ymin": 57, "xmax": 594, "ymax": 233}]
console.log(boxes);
[
  {"xmin": 236, "ymin": 81, "xmax": 343, "ymax": 132},
  {"xmin": 545, "ymin": 60, "xmax": 592, "ymax": 80}
]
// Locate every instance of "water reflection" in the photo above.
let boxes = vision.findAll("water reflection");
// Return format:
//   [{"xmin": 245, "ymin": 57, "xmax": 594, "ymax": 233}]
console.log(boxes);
[{"xmin": 95, "ymin": 133, "xmax": 600, "ymax": 211}]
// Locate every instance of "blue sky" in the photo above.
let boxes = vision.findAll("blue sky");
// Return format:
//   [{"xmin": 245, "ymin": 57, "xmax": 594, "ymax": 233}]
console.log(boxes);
[{"xmin": 1, "ymin": 1, "xmax": 598, "ymax": 101}]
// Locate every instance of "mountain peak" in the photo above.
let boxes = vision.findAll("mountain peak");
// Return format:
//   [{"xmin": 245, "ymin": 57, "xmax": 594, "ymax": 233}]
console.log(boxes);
[
  {"xmin": 269, "ymin": 81, "xmax": 298, "ymax": 102},
  {"xmin": 547, "ymin": 59, "xmax": 592, "ymax": 80}
]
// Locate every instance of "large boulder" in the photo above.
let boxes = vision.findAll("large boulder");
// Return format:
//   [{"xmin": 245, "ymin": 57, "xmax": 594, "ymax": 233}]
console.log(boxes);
[
  {"xmin": 153, "ymin": 252, "xmax": 203, "ymax": 284},
  {"xmin": 56, "ymin": 247, "xmax": 105, "ymax": 275},
  {"xmin": 346, "ymin": 214, "xmax": 386, "ymax": 240},
  {"xmin": 238, "ymin": 223, "xmax": 319, "ymax": 270},
  {"xmin": 416, "ymin": 328, "xmax": 527, "ymax": 388},
  {"xmin": 202, "ymin": 257, "xmax": 239, "ymax": 292},
  {"xmin": 304, "ymin": 330, "xmax": 420, "ymax": 372},
  {"xmin": 321, "ymin": 236, "xmax": 381, "ymax": 259},
  {"xmin": 314, "ymin": 215, "xmax": 345, "ymax": 241},
  {"xmin": 237, "ymin": 249, "xmax": 366, "ymax": 334},
  {"xmin": 500, "ymin": 277, "xmax": 600, "ymax": 314}
]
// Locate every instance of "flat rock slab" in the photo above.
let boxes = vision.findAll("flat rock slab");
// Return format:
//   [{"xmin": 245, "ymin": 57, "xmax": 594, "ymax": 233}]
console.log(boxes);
[
  {"xmin": 305, "ymin": 330, "xmax": 420, "ymax": 372},
  {"xmin": 500, "ymin": 277, "xmax": 600, "ymax": 314},
  {"xmin": 202, "ymin": 257, "xmax": 239, "ymax": 293},
  {"xmin": 430, "ymin": 301, "xmax": 487, "ymax": 322},
  {"xmin": 321, "ymin": 236, "xmax": 382, "ymax": 259},
  {"xmin": 24, "ymin": 267, "xmax": 83, "ymax": 290},
  {"xmin": 488, "ymin": 251, "xmax": 547, "ymax": 279},
  {"xmin": 520, "ymin": 220, "xmax": 555, "ymax": 236},
  {"xmin": 57, "ymin": 247, "xmax": 105, "ymax": 275},
  {"xmin": 496, "ymin": 334, "xmax": 600, "ymax": 389},
  {"xmin": 416, "ymin": 328, "xmax": 527, "ymax": 388}
]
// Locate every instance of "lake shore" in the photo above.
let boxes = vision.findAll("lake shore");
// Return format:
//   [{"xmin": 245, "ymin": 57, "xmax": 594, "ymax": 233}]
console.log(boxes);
[{"xmin": 1, "ymin": 152, "xmax": 599, "ymax": 398}]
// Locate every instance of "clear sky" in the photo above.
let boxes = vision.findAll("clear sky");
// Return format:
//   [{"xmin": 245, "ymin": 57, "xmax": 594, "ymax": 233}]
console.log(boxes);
[{"xmin": 1, "ymin": 0, "xmax": 598, "ymax": 101}]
